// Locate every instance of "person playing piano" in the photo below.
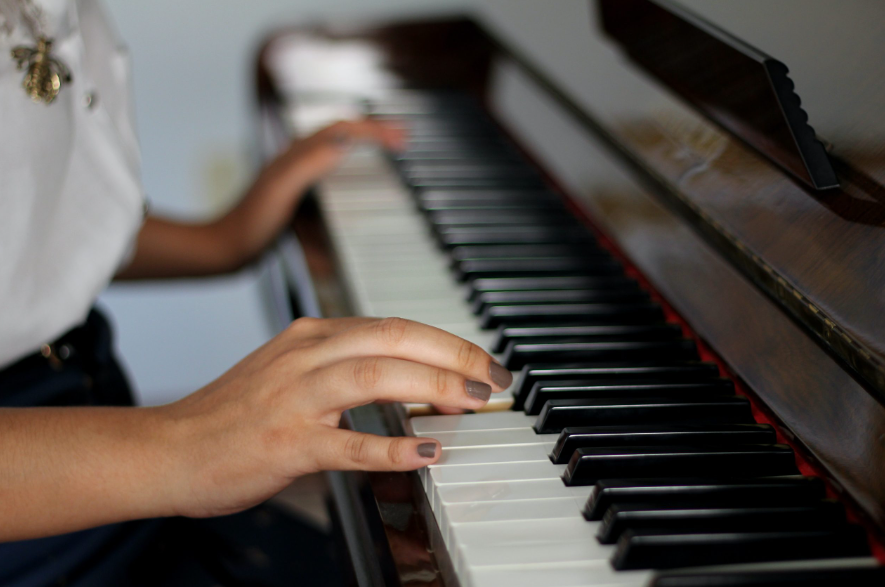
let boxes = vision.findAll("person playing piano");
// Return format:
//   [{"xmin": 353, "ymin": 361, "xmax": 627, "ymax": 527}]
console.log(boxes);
[{"xmin": 0, "ymin": 0, "xmax": 513, "ymax": 585}]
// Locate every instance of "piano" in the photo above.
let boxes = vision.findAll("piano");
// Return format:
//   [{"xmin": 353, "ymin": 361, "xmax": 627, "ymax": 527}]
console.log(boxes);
[{"xmin": 251, "ymin": 1, "xmax": 885, "ymax": 585}]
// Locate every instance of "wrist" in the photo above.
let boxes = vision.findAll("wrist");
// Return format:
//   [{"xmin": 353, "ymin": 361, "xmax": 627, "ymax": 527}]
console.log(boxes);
[{"xmin": 135, "ymin": 405, "xmax": 196, "ymax": 519}]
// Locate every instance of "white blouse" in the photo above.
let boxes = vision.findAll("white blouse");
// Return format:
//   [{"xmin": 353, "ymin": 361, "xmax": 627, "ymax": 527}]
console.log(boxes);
[{"xmin": 0, "ymin": 0, "xmax": 143, "ymax": 368}]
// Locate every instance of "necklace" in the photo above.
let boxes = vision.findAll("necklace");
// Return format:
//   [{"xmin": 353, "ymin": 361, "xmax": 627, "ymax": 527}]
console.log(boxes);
[{"xmin": 6, "ymin": 0, "xmax": 71, "ymax": 104}]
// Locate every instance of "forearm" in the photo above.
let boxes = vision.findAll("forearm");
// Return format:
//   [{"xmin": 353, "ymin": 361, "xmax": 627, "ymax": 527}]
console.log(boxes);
[
  {"xmin": 117, "ymin": 120, "xmax": 400, "ymax": 281},
  {"xmin": 117, "ymin": 162, "xmax": 309, "ymax": 280},
  {"xmin": 115, "ymin": 216, "xmax": 247, "ymax": 279},
  {"xmin": 0, "ymin": 407, "xmax": 181, "ymax": 542}
]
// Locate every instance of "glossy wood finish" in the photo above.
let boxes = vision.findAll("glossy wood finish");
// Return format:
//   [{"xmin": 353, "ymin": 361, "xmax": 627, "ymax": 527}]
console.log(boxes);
[
  {"xmin": 600, "ymin": 0, "xmax": 837, "ymax": 190},
  {"xmin": 581, "ymin": 0, "xmax": 885, "ymax": 403},
  {"xmin": 253, "ymin": 4, "xmax": 885, "ymax": 580}
]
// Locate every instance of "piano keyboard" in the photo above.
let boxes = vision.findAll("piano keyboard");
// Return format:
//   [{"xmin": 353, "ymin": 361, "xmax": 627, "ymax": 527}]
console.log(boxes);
[{"xmin": 306, "ymin": 91, "xmax": 884, "ymax": 587}]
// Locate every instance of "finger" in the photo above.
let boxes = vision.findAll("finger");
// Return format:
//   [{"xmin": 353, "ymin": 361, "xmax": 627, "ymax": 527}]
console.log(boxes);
[
  {"xmin": 307, "ymin": 357, "xmax": 494, "ymax": 411},
  {"xmin": 310, "ymin": 317, "xmax": 513, "ymax": 392},
  {"xmin": 284, "ymin": 316, "xmax": 378, "ymax": 340},
  {"xmin": 434, "ymin": 405, "xmax": 466, "ymax": 415},
  {"xmin": 321, "ymin": 120, "xmax": 405, "ymax": 151},
  {"xmin": 313, "ymin": 429, "xmax": 440, "ymax": 472}
]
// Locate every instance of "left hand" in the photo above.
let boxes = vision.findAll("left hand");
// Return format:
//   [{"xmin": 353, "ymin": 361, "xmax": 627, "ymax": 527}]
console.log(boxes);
[
  {"xmin": 117, "ymin": 119, "xmax": 405, "ymax": 280},
  {"xmin": 221, "ymin": 119, "xmax": 405, "ymax": 264}
]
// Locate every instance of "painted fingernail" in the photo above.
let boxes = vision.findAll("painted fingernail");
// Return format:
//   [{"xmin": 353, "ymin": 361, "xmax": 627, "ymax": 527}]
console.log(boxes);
[
  {"xmin": 489, "ymin": 362, "xmax": 513, "ymax": 388},
  {"xmin": 465, "ymin": 380, "xmax": 492, "ymax": 402},
  {"xmin": 417, "ymin": 443, "xmax": 437, "ymax": 459}
]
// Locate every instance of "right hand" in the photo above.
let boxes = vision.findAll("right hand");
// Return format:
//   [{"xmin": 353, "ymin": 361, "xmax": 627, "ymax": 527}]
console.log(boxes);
[{"xmin": 156, "ymin": 317, "xmax": 512, "ymax": 519}]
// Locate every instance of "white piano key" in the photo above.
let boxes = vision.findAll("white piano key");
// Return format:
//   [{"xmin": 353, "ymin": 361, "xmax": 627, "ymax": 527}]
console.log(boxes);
[
  {"xmin": 408, "ymin": 411, "xmax": 536, "ymax": 435},
  {"xmin": 428, "ymin": 460, "xmax": 565, "ymax": 513},
  {"xmin": 436, "ymin": 479, "xmax": 578, "ymax": 508},
  {"xmin": 460, "ymin": 541, "xmax": 615, "ymax": 570},
  {"xmin": 452, "ymin": 517, "xmax": 598, "ymax": 548},
  {"xmin": 434, "ymin": 444, "xmax": 555, "ymax": 466},
  {"xmin": 466, "ymin": 563, "xmax": 648, "ymax": 587},
  {"xmin": 442, "ymin": 497, "xmax": 581, "ymax": 546},
  {"xmin": 359, "ymin": 275, "xmax": 457, "ymax": 294},
  {"xmin": 434, "ymin": 480, "xmax": 592, "ymax": 528},
  {"xmin": 419, "ymin": 428, "xmax": 557, "ymax": 447}
]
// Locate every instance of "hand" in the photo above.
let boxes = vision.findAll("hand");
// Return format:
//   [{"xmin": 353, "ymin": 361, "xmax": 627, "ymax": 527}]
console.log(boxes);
[
  {"xmin": 219, "ymin": 119, "xmax": 405, "ymax": 264},
  {"xmin": 157, "ymin": 317, "xmax": 512, "ymax": 519},
  {"xmin": 118, "ymin": 119, "xmax": 405, "ymax": 280}
]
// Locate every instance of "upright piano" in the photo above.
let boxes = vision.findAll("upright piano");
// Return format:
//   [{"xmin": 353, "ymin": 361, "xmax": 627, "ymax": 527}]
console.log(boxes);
[{"xmin": 252, "ymin": 1, "xmax": 885, "ymax": 585}]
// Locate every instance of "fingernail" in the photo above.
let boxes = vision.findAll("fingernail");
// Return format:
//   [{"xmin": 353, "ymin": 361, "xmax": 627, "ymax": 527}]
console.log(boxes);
[
  {"xmin": 417, "ymin": 443, "xmax": 437, "ymax": 459},
  {"xmin": 489, "ymin": 362, "xmax": 513, "ymax": 389},
  {"xmin": 465, "ymin": 380, "xmax": 492, "ymax": 402}
]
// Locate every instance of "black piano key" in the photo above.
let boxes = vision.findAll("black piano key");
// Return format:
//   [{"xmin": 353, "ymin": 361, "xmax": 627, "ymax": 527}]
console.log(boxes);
[
  {"xmin": 474, "ymin": 289, "xmax": 648, "ymax": 316},
  {"xmin": 397, "ymin": 148, "xmax": 519, "ymax": 162},
  {"xmin": 390, "ymin": 119, "xmax": 499, "ymax": 133},
  {"xmin": 536, "ymin": 396, "xmax": 754, "ymax": 435},
  {"xmin": 403, "ymin": 161, "xmax": 537, "ymax": 175},
  {"xmin": 402, "ymin": 137, "xmax": 508, "ymax": 149},
  {"xmin": 611, "ymin": 527, "xmax": 870, "ymax": 571},
  {"xmin": 440, "ymin": 226, "xmax": 595, "ymax": 247},
  {"xmin": 528, "ymin": 377, "xmax": 733, "ymax": 416},
  {"xmin": 368, "ymin": 94, "xmax": 483, "ymax": 115},
  {"xmin": 584, "ymin": 476, "xmax": 826, "ymax": 521},
  {"xmin": 421, "ymin": 200, "xmax": 565, "ymax": 213},
  {"xmin": 503, "ymin": 339, "xmax": 696, "ymax": 370},
  {"xmin": 651, "ymin": 565, "xmax": 885, "ymax": 587},
  {"xmin": 401, "ymin": 123, "xmax": 502, "ymax": 137},
  {"xmin": 429, "ymin": 210, "xmax": 575, "ymax": 227},
  {"xmin": 400, "ymin": 127, "xmax": 502, "ymax": 140},
  {"xmin": 405, "ymin": 176, "xmax": 548, "ymax": 190},
  {"xmin": 469, "ymin": 276, "xmax": 633, "ymax": 300},
  {"xmin": 562, "ymin": 443, "xmax": 797, "ymax": 486},
  {"xmin": 481, "ymin": 302, "xmax": 662, "ymax": 330},
  {"xmin": 512, "ymin": 362, "xmax": 721, "ymax": 411},
  {"xmin": 491, "ymin": 323, "xmax": 679, "ymax": 353},
  {"xmin": 396, "ymin": 146, "xmax": 517, "ymax": 161},
  {"xmin": 552, "ymin": 423, "xmax": 773, "ymax": 464},
  {"xmin": 598, "ymin": 501, "xmax": 846, "ymax": 544},
  {"xmin": 452, "ymin": 244, "xmax": 596, "ymax": 262},
  {"xmin": 404, "ymin": 167, "xmax": 541, "ymax": 183},
  {"xmin": 417, "ymin": 190, "xmax": 559, "ymax": 208},
  {"xmin": 458, "ymin": 259, "xmax": 622, "ymax": 282}
]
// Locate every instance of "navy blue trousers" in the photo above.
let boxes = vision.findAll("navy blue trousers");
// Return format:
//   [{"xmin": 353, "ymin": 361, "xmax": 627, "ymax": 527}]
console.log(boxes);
[{"xmin": 0, "ymin": 310, "xmax": 342, "ymax": 587}]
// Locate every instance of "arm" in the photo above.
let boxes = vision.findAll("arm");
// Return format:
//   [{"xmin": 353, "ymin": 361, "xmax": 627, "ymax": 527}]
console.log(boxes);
[
  {"xmin": 116, "ymin": 120, "xmax": 404, "ymax": 280},
  {"xmin": 0, "ymin": 317, "xmax": 512, "ymax": 542}
]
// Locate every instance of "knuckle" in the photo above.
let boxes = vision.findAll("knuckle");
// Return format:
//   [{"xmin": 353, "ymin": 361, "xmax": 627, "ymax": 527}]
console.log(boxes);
[
  {"xmin": 344, "ymin": 434, "xmax": 370, "ymax": 465},
  {"xmin": 387, "ymin": 437, "xmax": 406, "ymax": 467},
  {"xmin": 456, "ymin": 339, "xmax": 482, "ymax": 372},
  {"xmin": 287, "ymin": 317, "xmax": 319, "ymax": 335},
  {"xmin": 430, "ymin": 368, "xmax": 450, "ymax": 400},
  {"xmin": 374, "ymin": 317, "xmax": 410, "ymax": 347},
  {"xmin": 352, "ymin": 357, "xmax": 384, "ymax": 391}
]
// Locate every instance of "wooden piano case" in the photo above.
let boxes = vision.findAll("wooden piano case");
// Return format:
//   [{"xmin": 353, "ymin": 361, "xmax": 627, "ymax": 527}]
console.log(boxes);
[{"xmin": 252, "ymin": 3, "xmax": 885, "ymax": 585}]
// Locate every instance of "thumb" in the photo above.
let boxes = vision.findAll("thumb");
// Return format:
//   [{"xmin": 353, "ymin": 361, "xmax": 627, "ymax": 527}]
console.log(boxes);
[{"xmin": 313, "ymin": 429, "xmax": 440, "ymax": 472}]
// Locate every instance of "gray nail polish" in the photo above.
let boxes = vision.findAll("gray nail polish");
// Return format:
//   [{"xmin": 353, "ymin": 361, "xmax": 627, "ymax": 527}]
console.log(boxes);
[
  {"xmin": 465, "ymin": 380, "xmax": 492, "ymax": 402},
  {"xmin": 417, "ymin": 443, "xmax": 437, "ymax": 459},
  {"xmin": 489, "ymin": 362, "xmax": 513, "ymax": 388}
]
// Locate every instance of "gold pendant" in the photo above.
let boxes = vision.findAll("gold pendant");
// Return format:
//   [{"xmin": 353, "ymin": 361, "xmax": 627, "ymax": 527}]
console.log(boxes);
[{"xmin": 11, "ymin": 36, "xmax": 72, "ymax": 104}]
